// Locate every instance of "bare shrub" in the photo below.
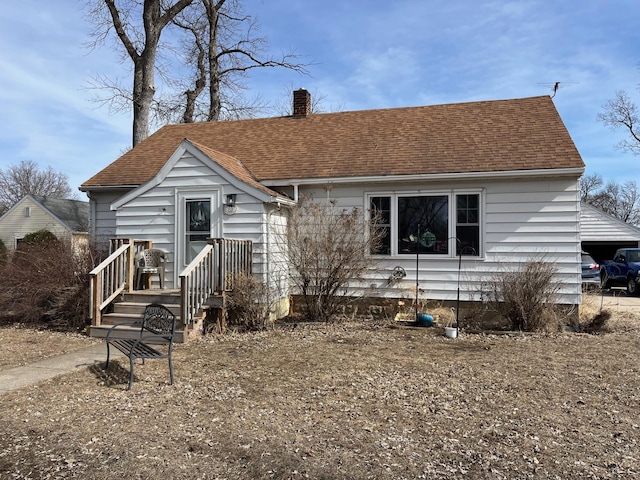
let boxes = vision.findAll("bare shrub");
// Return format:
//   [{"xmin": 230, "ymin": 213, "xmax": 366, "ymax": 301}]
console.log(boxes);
[
  {"xmin": 223, "ymin": 272, "xmax": 274, "ymax": 332},
  {"xmin": 0, "ymin": 238, "xmax": 6, "ymax": 266},
  {"xmin": 483, "ymin": 258, "xmax": 561, "ymax": 331},
  {"xmin": 285, "ymin": 198, "xmax": 384, "ymax": 322},
  {"xmin": 579, "ymin": 293, "xmax": 611, "ymax": 333},
  {"xmin": 582, "ymin": 310, "xmax": 612, "ymax": 333},
  {"xmin": 0, "ymin": 233, "xmax": 103, "ymax": 330}
]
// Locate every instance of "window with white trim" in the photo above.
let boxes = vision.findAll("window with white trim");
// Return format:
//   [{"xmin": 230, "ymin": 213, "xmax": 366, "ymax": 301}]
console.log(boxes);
[
  {"xmin": 369, "ymin": 191, "xmax": 481, "ymax": 256},
  {"xmin": 455, "ymin": 193, "xmax": 480, "ymax": 256},
  {"xmin": 370, "ymin": 196, "xmax": 391, "ymax": 255}
]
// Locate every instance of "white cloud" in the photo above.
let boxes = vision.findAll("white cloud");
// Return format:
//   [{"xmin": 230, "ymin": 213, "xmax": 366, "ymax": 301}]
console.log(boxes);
[{"xmin": 1, "ymin": 0, "xmax": 640, "ymax": 189}]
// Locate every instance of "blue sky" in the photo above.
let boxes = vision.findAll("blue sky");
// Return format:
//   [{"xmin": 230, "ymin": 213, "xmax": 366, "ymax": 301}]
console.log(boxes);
[{"xmin": 1, "ymin": 0, "xmax": 639, "ymax": 197}]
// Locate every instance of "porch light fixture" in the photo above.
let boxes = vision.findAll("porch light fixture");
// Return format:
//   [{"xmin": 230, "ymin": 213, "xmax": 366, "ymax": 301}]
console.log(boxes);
[{"xmin": 224, "ymin": 194, "xmax": 237, "ymax": 215}]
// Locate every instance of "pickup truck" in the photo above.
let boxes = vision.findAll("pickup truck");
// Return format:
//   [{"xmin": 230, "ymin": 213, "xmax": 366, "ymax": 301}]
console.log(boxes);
[{"xmin": 600, "ymin": 248, "xmax": 640, "ymax": 295}]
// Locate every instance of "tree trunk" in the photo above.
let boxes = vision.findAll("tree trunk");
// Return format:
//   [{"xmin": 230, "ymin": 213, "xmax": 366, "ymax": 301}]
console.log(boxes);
[
  {"xmin": 208, "ymin": 69, "xmax": 221, "ymax": 121},
  {"xmin": 132, "ymin": 56, "xmax": 155, "ymax": 146},
  {"xmin": 104, "ymin": 0, "xmax": 194, "ymax": 146},
  {"xmin": 206, "ymin": 0, "xmax": 222, "ymax": 121},
  {"xmin": 131, "ymin": 0, "xmax": 161, "ymax": 145}
]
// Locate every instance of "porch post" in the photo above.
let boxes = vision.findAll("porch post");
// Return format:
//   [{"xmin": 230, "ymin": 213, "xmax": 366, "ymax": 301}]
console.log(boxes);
[
  {"xmin": 91, "ymin": 273, "xmax": 101, "ymax": 326},
  {"xmin": 127, "ymin": 241, "xmax": 135, "ymax": 292}
]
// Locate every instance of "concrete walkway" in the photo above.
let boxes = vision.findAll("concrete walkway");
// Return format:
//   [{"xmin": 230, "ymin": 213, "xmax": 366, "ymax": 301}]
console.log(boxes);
[
  {"xmin": 0, "ymin": 343, "xmax": 118, "ymax": 394},
  {"xmin": 597, "ymin": 288, "xmax": 640, "ymax": 312}
]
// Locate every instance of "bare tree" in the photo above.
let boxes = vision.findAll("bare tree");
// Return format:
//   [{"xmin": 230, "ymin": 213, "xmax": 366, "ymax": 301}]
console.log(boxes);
[
  {"xmin": 0, "ymin": 160, "xmax": 75, "ymax": 216},
  {"xmin": 87, "ymin": 0, "xmax": 310, "ymax": 141},
  {"xmin": 582, "ymin": 172, "xmax": 640, "ymax": 225},
  {"xmin": 87, "ymin": 0, "xmax": 194, "ymax": 146},
  {"xmin": 580, "ymin": 173, "xmax": 604, "ymax": 201},
  {"xmin": 598, "ymin": 90, "xmax": 640, "ymax": 156},
  {"xmin": 591, "ymin": 180, "xmax": 640, "ymax": 225},
  {"xmin": 167, "ymin": 0, "xmax": 310, "ymax": 123}
]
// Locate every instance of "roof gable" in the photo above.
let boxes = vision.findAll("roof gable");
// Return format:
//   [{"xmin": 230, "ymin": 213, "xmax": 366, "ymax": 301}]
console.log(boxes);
[
  {"xmin": 581, "ymin": 202, "xmax": 640, "ymax": 242},
  {"xmin": 188, "ymin": 140, "xmax": 289, "ymax": 200},
  {"xmin": 111, "ymin": 140, "xmax": 292, "ymax": 209},
  {"xmin": 0, "ymin": 195, "xmax": 88, "ymax": 233},
  {"xmin": 82, "ymin": 96, "xmax": 584, "ymax": 189}
]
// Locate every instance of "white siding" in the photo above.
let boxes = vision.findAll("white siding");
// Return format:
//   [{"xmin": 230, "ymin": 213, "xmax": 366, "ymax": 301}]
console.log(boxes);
[
  {"xmin": 111, "ymin": 151, "xmax": 270, "ymax": 288},
  {"xmin": 89, "ymin": 149, "xmax": 581, "ymax": 306},
  {"xmin": 0, "ymin": 197, "xmax": 71, "ymax": 249},
  {"xmin": 90, "ymin": 190, "xmax": 127, "ymax": 250},
  {"xmin": 580, "ymin": 202, "xmax": 640, "ymax": 243},
  {"xmin": 264, "ymin": 207, "xmax": 289, "ymax": 298},
  {"xmin": 294, "ymin": 175, "xmax": 582, "ymax": 306}
]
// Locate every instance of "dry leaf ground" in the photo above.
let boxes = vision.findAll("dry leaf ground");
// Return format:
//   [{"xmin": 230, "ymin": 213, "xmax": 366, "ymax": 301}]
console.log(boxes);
[
  {"xmin": 0, "ymin": 325, "xmax": 100, "ymax": 370},
  {"xmin": 0, "ymin": 294, "xmax": 639, "ymax": 479}
]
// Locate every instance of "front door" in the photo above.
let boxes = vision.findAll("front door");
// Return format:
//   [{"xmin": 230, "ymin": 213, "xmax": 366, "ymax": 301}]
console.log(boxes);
[{"xmin": 177, "ymin": 190, "xmax": 220, "ymax": 271}]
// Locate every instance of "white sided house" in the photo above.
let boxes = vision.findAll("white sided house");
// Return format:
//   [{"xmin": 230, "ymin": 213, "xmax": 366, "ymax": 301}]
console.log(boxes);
[
  {"xmin": 81, "ymin": 91, "xmax": 585, "ymax": 335},
  {"xmin": 0, "ymin": 194, "xmax": 89, "ymax": 251},
  {"xmin": 580, "ymin": 202, "xmax": 640, "ymax": 262}
]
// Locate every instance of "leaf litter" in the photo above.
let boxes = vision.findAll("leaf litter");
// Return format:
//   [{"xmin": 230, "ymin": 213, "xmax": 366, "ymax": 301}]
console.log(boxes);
[{"xmin": 0, "ymin": 309, "xmax": 639, "ymax": 479}]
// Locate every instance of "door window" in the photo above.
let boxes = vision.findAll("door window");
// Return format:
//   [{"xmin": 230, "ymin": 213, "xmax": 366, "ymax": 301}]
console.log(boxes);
[{"xmin": 185, "ymin": 199, "xmax": 211, "ymax": 263}]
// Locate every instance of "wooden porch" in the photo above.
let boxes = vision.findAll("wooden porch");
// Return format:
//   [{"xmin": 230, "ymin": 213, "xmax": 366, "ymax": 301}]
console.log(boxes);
[{"xmin": 88, "ymin": 238, "xmax": 252, "ymax": 342}]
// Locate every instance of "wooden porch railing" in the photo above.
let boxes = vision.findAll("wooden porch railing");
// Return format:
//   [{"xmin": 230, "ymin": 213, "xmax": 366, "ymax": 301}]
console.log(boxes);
[
  {"xmin": 89, "ymin": 239, "xmax": 152, "ymax": 325},
  {"xmin": 179, "ymin": 238, "xmax": 253, "ymax": 328},
  {"xmin": 89, "ymin": 243, "xmax": 132, "ymax": 325},
  {"xmin": 89, "ymin": 237, "xmax": 253, "ymax": 329}
]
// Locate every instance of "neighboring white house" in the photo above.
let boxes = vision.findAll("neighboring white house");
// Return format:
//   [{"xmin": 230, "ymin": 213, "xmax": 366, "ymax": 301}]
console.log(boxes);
[
  {"xmin": 0, "ymin": 195, "xmax": 89, "ymax": 250},
  {"xmin": 580, "ymin": 202, "xmax": 640, "ymax": 262},
  {"xmin": 81, "ymin": 91, "xmax": 585, "ymax": 309}
]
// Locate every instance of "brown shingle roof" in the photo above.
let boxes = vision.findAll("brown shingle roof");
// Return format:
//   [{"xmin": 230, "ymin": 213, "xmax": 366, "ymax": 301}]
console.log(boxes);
[
  {"xmin": 188, "ymin": 140, "xmax": 284, "ymax": 198},
  {"xmin": 82, "ymin": 96, "xmax": 584, "ymax": 188}
]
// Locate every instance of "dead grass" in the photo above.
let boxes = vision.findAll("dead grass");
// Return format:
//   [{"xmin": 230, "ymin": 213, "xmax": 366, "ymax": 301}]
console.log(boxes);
[
  {"xmin": 1, "ymin": 309, "xmax": 640, "ymax": 479},
  {"xmin": 0, "ymin": 324, "xmax": 100, "ymax": 370}
]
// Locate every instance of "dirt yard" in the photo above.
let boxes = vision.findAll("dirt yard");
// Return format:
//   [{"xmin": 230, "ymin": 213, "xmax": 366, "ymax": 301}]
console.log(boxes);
[{"xmin": 0, "ymin": 296, "xmax": 639, "ymax": 479}]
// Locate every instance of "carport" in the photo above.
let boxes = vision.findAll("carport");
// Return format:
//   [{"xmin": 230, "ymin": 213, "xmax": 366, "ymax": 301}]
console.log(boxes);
[{"xmin": 581, "ymin": 202, "xmax": 640, "ymax": 263}]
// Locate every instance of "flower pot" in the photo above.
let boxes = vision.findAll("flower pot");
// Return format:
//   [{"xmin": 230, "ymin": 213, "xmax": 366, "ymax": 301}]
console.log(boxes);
[
  {"xmin": 416, "ymin": 313, "xmax": 434, "ymax": 327},
  {"xmin": 444, "ymin": 327, "xmax": 458, "ymax": 339}
]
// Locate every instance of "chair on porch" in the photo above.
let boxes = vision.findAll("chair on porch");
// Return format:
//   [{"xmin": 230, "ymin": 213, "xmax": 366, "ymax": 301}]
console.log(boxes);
[{"xmin": 135, "ymin": 248, "xmax": 166, "ymax": 290}]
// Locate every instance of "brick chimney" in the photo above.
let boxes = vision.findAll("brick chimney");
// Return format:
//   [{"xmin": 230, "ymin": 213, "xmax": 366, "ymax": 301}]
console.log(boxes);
[{"xmin": 293, "ymin": 88, "xmax": 311, "ymax": 117}]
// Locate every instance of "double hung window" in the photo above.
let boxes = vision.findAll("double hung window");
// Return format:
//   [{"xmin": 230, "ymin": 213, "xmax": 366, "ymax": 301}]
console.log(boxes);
[{"xmin": 369, "ymin": 191, "xmax": 481, "ymax": 257}]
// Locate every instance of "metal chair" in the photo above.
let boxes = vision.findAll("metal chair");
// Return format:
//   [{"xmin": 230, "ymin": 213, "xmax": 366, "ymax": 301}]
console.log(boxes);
[
  {"xmin": 134, "ymin": 248, "xmax": 166, "ymax": 290},
  {"xmin": 105, "ymin": 303, "xmax": 176, "ymax": 390}
]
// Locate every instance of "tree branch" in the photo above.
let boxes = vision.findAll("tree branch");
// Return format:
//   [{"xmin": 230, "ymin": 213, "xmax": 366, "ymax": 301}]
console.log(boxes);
[
  {"xmin": 598, "ymin": 90, "xmax": 640, "ymax": 155},
  {"xmin": 104, "ymin": 0, "xmax": 140, "ymax": 62}
]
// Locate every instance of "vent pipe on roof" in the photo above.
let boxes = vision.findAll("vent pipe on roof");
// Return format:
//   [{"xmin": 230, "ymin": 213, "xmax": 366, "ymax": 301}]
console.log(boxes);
[{"xmin": 293, "ymin": 88, "xmax": 311, "ymax": 118}]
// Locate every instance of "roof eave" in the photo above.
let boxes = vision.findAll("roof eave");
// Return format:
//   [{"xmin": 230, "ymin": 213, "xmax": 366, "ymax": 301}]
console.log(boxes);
[
  {"xmin": 79, "ymin": 185, "xmax": 140, "ymax": 192},
  {"xmin": 260, "ymin": 167, "xmax": 585, "ymax": 187},
  {"xmin": 269, "ymin": 195, "xmax": 296, "ymax": 207}
]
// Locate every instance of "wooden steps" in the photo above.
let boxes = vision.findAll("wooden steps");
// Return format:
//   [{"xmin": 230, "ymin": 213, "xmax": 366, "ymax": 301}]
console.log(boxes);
[
  {"xmin": 89, "ymin": 289, "xmax": 227, "ymax": 343},
  {"xmin": 89, "ymin": 290, "xmax": 187, "ymax": 343}
]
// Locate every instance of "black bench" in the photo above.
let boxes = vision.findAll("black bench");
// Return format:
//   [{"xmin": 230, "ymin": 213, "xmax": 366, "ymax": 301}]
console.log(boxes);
[{"xmin": 104, "ymin": 303, "xmax": 176, "ymax": 390}]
